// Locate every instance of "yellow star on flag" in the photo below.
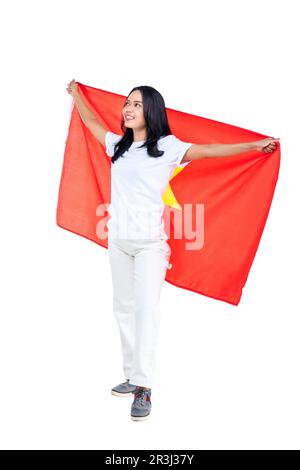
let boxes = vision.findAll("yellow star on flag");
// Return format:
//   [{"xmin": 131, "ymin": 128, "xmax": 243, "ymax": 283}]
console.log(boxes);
[{"xmin": 162, "ymin": 166, "xmax": 185, "ymax": 211}]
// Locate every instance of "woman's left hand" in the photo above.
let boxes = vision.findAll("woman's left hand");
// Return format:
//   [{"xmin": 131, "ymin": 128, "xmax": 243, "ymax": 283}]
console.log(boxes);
[{"xmin": 255, "ymin": 137, "xmax": 280, "ymax": 153}]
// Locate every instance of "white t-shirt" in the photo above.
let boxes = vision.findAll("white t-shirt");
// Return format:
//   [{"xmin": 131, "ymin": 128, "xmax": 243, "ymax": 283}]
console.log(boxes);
[{"xmin": 105, "ymin": 132, "xmax": 193, "ymax": 240}]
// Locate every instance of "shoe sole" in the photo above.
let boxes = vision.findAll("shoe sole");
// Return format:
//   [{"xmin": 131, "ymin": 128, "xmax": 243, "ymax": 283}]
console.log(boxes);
[
  {"xmin": 111, "ymin": 390, "xmax": 136, "ymax": 397},
  {"xmin": 131, "ymin": 413, "xmax": 151, "ymax": 421}
]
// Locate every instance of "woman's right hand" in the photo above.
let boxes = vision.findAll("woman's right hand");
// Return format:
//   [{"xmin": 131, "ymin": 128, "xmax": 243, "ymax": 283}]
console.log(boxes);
[{"xmin": 66, "ymin": 79, "xmax": 79, "ymax": 97}]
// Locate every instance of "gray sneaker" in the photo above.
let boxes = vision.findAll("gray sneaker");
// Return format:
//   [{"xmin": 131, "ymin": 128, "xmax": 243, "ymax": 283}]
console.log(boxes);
[
  {"xmin": 111, "ymin": 379, "xmax": 138, "ymax": 397},
  {"xmin": 130, "ymin": 387, "xmax": 152, "ymax": 421}
]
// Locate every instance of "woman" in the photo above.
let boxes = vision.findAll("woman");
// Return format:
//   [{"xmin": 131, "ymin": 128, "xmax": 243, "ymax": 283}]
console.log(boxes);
[{"xmin": 66, "ymin": 80, "xmax": 279, "ymax": 421}]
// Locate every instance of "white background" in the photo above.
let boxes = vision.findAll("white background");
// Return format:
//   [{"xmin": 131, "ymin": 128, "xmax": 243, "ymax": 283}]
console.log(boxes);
[{"xmin": 1, "ymin": 0, "xmax": 299, "ymax": 450}]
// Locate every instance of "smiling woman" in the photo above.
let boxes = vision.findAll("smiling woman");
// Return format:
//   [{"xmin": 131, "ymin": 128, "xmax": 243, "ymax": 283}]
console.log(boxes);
[
  {"xmin": 60, "ymin": 80, "xmax": 281, "ymax": 422},
  {"xmin": 110, "ymin": 86, "xmax": 180, "ymax": 163},
  {"xmin": 79, "ymin": 83, "xmax": 196, "ymax": 420}
]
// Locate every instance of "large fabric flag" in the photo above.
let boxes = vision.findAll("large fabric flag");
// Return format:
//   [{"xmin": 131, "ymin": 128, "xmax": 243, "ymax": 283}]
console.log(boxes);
[{"xmin": 56, "ymin": 83, "xmax": 280, "ymax": 306}]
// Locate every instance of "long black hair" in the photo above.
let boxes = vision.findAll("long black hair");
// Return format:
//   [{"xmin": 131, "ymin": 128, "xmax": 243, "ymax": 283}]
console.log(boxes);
[{"xmin": 111, "ymin": 85, "xmax": 172, "ymax": 164}]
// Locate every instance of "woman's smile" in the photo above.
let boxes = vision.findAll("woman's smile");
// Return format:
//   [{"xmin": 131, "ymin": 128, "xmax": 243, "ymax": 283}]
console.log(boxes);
[{"xmin": 125, "ymin": 115, "xmax": 135, "ymax": 121}]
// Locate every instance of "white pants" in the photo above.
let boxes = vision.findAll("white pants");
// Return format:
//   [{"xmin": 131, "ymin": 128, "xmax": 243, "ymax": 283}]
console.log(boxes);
[{"xmin": 108, "ymin": 236, "xmax": 172, "ymax": 389}]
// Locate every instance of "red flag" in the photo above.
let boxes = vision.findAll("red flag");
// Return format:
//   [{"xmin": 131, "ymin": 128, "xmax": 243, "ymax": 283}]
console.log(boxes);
[{"xmin": 56, "ymin": 83, "xmax": 280, "ymax": 306}]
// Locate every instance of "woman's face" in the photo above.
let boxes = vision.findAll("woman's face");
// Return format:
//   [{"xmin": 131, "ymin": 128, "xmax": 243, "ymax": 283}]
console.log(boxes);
[{"xmin": 123, "ymin": 90, "xmax": 146, "ymax": 130}]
